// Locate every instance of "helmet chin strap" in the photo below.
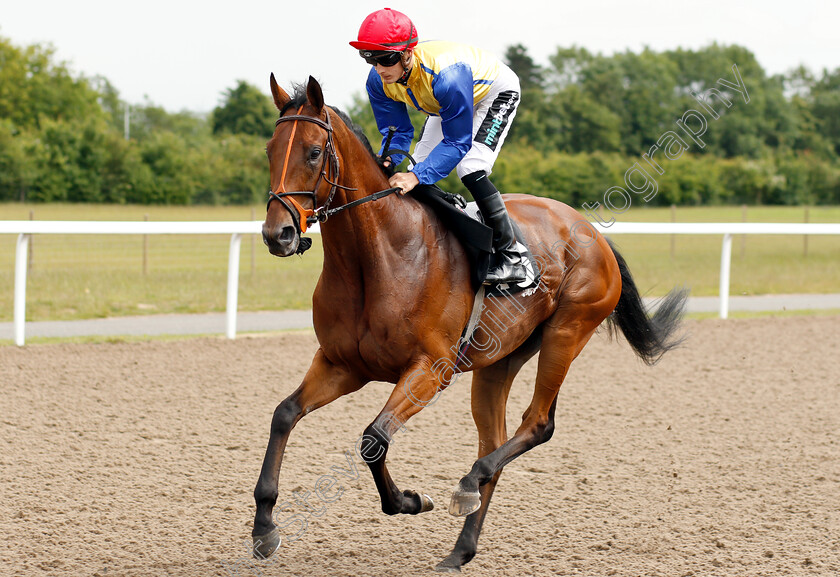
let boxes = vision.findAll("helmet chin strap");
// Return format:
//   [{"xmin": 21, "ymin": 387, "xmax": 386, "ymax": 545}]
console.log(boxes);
[{"xmin": 398, "ymin": 51, "xmax": 413, "ymax": 84}]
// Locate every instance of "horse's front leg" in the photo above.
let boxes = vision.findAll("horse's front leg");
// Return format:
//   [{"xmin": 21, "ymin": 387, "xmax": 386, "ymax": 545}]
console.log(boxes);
[
  {"xmin": 361, "ymin": 359, "xmax": 445, "ymax": 516},
  {"xmin": 252, "ymin": 349, "xmax": 365, "ymax": 558}
]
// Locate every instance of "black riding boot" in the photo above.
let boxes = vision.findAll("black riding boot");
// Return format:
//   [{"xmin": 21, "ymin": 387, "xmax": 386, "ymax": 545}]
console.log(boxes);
[{"xmin": 462, "ymin": 171, "xmax": 527, "ymax": 285}]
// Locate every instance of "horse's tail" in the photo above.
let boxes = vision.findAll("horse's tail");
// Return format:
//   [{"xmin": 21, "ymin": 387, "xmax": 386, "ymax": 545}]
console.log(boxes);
[{"xmin": 605, "ymin": 238, "xmax": 689, "ymax": 365}]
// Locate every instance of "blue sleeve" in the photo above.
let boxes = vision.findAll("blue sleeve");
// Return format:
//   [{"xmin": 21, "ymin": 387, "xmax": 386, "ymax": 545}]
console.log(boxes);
[
  {"xmin": 365, "ymin": 68, "xmax": 413, "ymax": 167},
  {"xmin": 411, "ymin": 63, "xmax": 474, "ymax": 184}
]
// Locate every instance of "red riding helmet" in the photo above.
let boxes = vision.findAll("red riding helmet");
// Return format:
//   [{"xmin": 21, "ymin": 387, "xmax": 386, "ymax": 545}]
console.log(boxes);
[{"xmin": 349, "ymin": 8, "xmax": 419, "ymax": 52}]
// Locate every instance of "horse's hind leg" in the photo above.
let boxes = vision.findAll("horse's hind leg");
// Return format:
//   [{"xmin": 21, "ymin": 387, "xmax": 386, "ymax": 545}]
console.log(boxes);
[
  {"xmin": 449, "ymin": 311, "xmax": 604, "ymax": 522},
  {"xmin": 436, "ymin": 334, "xmax": 541, "ymax": 573}
]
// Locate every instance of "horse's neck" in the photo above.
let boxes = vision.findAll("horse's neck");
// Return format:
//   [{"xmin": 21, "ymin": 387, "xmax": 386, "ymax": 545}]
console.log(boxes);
[
  {"xmin": 318, "ymin": 133, "xmax": 420, "ymax": 284},
  {"xmin": 320, "ymin": 115, "xmax": 463, "ymax": 293},
  {"xmin": 319, "ymin": 170, "xmax": 417, "ymax": 284}
]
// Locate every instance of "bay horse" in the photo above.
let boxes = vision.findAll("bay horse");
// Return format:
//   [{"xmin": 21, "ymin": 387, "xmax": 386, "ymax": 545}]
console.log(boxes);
[{"xmin": 254, "ymin": 75, "xmax": 687, "ymax": 572}]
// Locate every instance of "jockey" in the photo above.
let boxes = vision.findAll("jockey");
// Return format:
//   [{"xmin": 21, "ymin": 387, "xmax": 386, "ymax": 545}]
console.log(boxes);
[{"xmin": 350, "ymin": 7, "xmax": 527, "ymax": 285}]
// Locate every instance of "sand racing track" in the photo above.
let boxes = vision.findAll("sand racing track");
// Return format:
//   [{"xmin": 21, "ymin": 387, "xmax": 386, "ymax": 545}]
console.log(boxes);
[{"xmin": 1, "ymin": 315, "xmax": 838, "ymax": 576}]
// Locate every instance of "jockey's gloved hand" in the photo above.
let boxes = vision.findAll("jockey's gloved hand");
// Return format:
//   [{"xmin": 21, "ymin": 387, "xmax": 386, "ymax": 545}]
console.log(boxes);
[{"xmin": 378, "ymin": 156, "xmax": 396, "ymax": 177}]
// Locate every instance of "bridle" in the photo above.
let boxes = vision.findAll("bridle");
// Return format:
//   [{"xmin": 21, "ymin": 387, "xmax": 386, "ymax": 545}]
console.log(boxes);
[
  {"xmin": 266, "ymin": 106, "xmax": 355, "ymax": 235},
  {"xmin": 266, "ymin": 105, "xmax": 405, "ymax": 253}
]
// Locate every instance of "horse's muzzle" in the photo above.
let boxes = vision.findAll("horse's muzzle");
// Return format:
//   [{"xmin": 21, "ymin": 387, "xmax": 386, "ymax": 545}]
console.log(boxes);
[{"xmin": 262, "ymin": 223, "xmax": 299, "ymax": 257}]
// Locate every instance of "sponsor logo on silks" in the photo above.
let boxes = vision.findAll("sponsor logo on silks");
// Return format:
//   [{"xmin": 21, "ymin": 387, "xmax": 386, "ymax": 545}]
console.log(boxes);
[{"xmin": 476, "ymin": 91, "xmax": 520, "ymax": 151}]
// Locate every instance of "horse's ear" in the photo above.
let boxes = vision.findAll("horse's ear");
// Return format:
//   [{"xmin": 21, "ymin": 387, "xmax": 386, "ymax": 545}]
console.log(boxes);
[
  {"xmin": 269, "ymin": 73, "xmax": 291, "ymax": 111},
  {"xmin": 306, "ymin": 76, "xmax": 324, "ymax": 112}
]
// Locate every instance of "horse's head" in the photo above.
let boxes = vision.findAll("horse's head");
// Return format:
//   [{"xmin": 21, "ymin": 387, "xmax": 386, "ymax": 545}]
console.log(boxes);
[{"xmin": 263, "ymin": 75, "xmax": 340, "ymax": 257}]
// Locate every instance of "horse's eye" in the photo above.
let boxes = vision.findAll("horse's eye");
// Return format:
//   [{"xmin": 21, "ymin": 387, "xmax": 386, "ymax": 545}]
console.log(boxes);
[{"xmin": 309, "ymin": 148, "xmax": 322, "ymax": 162}]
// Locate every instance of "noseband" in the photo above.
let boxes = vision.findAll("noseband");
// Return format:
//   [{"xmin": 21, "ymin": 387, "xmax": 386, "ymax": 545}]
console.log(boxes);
[{"xmin": 266, "ymin": 107, "xmax": 354, "ymax": 235}]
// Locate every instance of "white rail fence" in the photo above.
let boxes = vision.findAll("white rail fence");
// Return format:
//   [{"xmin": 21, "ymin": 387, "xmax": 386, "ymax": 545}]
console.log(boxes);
[{"xmin": 2, "ymin": 220, "xmax": 839, "ymax": 346}]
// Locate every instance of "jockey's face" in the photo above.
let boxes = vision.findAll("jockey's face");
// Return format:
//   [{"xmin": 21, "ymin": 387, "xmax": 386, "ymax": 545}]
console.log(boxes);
[
  {"xmin": 374, "ymin": 60, "xmax": 404, "ymax": 83},
  {"xmin": 374, "ymin": 51, "xmax": 413, "ymax": 84}
]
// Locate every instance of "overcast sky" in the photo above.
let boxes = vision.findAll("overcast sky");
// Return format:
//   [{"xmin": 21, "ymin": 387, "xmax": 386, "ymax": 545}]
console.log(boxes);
[{"xmin": 2, "ymin": 0, "xmax": 837, "ymax": 114}]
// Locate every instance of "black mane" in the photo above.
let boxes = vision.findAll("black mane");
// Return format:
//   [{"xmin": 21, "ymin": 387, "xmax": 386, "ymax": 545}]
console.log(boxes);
[{"xmin": 280, "ymin": 83, "xmax": 391, "ymax": 175}]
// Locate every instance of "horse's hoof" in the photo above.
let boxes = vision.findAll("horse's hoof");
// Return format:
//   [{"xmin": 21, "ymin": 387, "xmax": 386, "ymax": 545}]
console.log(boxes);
[
  {"xmin": 448, "ymin": 485, "xmax": 481, "ymax": 517},
  {"xmin": 404, "ymin": 489, "xmax": 435, "ymax": 514},
  {"xmin": 419, "ymin": 493, "xmax": 435, "ymax": 513},
  {"xmin": 434, "ymin": 560, "xmax": 462, "ymax": 573},
  {"xmin": 252, "ymin": 528, "xmax": 281, "ymax": 559}
]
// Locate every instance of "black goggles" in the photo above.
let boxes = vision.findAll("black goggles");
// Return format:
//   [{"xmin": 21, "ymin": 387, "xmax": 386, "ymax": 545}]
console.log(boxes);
[{"xmin": 359, "ymin": 50, "xmax": 403, "ymax": 67}]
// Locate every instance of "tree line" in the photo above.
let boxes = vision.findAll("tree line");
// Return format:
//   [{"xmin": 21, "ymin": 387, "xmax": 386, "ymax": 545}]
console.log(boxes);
[{"xmin": 1, "ymin": 35, "xmax": 838, "ymax": 206}]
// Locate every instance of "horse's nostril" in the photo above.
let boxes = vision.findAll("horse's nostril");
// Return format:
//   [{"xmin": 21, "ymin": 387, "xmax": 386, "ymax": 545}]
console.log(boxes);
[
  {"xmin": 278, "ymin": 226, "xmax": 296, "ymax": 243},
  {"xmin": 262, "ymin": 224, "xmax": 297, "ymax": 254}
]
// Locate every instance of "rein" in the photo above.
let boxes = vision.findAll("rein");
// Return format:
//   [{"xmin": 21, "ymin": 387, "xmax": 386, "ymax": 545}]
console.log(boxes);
[{"xmin": 315, "ymin": 186, "xmax": 402, "ymax": 220}]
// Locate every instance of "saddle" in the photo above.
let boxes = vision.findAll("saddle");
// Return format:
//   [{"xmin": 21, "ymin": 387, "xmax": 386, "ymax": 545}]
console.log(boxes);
[{"xmin": 409, "ymin": 184, "xmax": 541, "ymax": 296}]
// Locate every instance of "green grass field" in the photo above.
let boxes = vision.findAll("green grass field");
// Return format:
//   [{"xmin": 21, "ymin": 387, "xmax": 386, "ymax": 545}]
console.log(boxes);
[{"xmin": 1, "ymin": 203, "xmax": 838, "ymax": 322}]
